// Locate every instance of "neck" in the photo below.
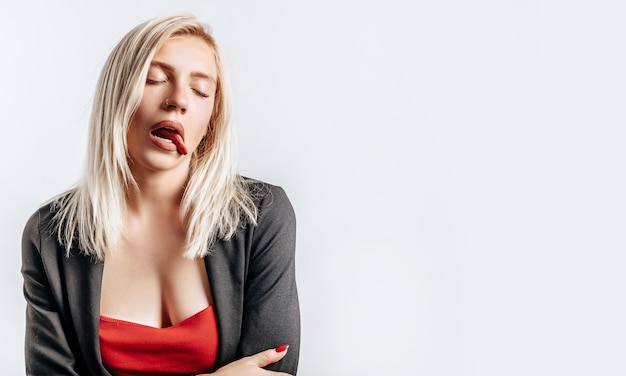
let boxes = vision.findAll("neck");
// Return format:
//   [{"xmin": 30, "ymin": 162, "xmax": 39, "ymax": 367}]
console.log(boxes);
[{"xmin": 127, "ymin": 165, "xmax": 189, "ymax": 215}]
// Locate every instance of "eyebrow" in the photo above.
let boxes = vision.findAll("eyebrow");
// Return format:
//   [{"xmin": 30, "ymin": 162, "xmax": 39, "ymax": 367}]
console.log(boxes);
[{"xmin": 150, "ymin": 61, "xmax": 216, "ymax": 84}]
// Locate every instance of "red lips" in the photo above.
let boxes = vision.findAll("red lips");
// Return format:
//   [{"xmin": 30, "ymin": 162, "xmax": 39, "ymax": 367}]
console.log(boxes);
[{"xmin": 149, "ymin": 120, "xmax": 188, "ymax": 155}]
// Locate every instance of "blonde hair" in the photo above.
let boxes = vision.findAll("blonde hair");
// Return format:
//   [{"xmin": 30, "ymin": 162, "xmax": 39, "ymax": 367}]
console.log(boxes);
[{"xmin": 52, "ymin": 14, "xmax": 257, "ymax": 260}]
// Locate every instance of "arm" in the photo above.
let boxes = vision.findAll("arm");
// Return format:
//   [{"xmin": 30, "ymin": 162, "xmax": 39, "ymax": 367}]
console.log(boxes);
[
  {"xmin": 239, "ymin": 185, "xmax": 301, "ymax": 374},
  {"xmin": 201, "ymin": 185, "xmax": 300, "ymax": 376},
  {"xmin": 21, "ymin": 210, "xmax": 81, "ymax": 375}
]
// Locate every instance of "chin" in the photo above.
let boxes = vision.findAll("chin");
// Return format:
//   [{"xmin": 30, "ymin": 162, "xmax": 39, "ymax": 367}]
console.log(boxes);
[{"xmin": 130, "ymin": 150, "xmax": 189, "ymax": 173}]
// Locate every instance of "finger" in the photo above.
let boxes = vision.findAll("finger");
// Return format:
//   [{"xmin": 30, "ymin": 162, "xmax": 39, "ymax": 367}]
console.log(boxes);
[{"xmin": 250, "ymin": 344, "xmax": 290, "ymax": 368}]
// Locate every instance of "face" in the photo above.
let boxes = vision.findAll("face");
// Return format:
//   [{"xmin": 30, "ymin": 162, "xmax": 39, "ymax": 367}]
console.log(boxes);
[{"xmin": 127, "ymin": 35, "xmax": 217, "ymax": 175}]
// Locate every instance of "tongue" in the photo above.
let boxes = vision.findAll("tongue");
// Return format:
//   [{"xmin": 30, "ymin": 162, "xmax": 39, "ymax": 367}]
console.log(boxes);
[{"xmin": 152, "ymin": 128, "xmax": 188, "ymax": 155}]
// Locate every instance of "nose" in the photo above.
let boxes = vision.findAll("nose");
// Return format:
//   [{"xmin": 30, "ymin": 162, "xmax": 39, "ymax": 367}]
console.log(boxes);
[{"xmin": 162, "ymin": 85, "xmax": 188, "ymax": 114}]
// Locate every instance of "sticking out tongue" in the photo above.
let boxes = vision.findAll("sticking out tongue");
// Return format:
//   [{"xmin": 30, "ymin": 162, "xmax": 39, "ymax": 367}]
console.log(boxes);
[{"xmin": 152, "ymin": 128, "xmax": 188, "ymax": 155}]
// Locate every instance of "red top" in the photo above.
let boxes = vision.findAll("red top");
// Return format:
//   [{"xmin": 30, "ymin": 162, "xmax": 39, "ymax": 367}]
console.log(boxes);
[{"xmin": 99, "ymin": 305, "xmax": 218, "ymax": 376}]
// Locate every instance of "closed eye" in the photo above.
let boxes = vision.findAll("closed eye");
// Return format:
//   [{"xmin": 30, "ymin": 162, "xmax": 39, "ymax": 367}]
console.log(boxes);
[
  {"xmin": 146, "ymin": 78, "xmax": 166, "ymax": 85},
  {"xmin": 192, "ymin": 88, "xmax": 210, "ymax": 98}
]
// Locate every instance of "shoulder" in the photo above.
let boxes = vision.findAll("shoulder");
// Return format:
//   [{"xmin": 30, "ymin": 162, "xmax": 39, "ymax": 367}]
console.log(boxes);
[
  {"xmin": 243, "ymin": 177, "xmax": 296, "ymax": 225},
  {"xmin": 22, "ymin": 190, "xmax": 76, "ymax": 250},
  {"xmin": 23, "ymin": 201, "xmax": 56, "ymax": 241},
  {"xmin": 239, "ymin": 178, "xmax": 297, "ymax": 270}
]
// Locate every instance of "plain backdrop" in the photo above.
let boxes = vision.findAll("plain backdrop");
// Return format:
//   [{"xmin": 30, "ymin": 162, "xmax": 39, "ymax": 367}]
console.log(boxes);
[{"xmin": 2, "ymin": 1, "xmax": 625, "ymax": 375}]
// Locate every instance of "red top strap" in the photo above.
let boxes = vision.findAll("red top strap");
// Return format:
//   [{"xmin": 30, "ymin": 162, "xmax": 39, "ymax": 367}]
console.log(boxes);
[{"xmin": 99, "ymin": 305, "xmax": 218, "ymax": 376}]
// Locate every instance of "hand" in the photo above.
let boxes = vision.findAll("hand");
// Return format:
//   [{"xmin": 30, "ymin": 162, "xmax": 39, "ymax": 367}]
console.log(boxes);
[{"xmin": 199, "ymin": 345, "xmax": 292, "ymax": 376}]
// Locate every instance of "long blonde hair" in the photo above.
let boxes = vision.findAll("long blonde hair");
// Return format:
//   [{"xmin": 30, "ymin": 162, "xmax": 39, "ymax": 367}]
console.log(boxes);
[{"xmin": 52, "ymin": 14, "xmax": 257, "ymax": 260}]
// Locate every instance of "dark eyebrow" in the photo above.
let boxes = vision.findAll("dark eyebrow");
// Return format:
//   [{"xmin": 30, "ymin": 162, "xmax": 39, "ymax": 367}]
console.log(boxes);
[{"xmin": 150, "ymin": 60, "xmax": 216, "ymax": 84}]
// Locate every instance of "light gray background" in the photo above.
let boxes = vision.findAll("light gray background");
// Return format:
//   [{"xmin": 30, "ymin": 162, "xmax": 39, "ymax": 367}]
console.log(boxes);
[{"xmin": 2, "ymin": 1, "xmax": 625, "ymax": 375}]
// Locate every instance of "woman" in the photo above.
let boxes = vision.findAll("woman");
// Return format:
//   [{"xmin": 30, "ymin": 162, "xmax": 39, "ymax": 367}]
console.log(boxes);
[{"xmin": 21, "ymin": 14, "xmax": 299, "ymax": 376}]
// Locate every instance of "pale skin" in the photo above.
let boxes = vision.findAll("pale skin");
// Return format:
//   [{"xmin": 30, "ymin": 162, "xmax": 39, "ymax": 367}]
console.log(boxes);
[{"xmin": 99, "ymin": 35, "xmax": 291, "ymax": 375}]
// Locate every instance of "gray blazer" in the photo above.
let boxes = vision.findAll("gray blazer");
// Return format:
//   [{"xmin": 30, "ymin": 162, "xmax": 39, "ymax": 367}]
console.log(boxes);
[{"xmin": 21, "ymin": 182, "xmax": 300, "ymax": 375}]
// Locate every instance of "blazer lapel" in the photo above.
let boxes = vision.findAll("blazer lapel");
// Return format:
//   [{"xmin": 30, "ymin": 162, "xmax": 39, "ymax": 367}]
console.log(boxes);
[
  {"xmin": 64, "ymin": 252, "xmax": 111, "ymax": 375},
  {"xmin": 204, "ymin": 238, "xmax": 245, "ymax": 370}
]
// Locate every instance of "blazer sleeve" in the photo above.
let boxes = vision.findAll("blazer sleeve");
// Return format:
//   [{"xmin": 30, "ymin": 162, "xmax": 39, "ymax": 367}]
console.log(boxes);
[
  {"xmin": 21, "ymin": 210, "xmax": 81, "ymax": 376},
  {"xmin": 239, "ymin": 185, "xmax": 301, "ymax": 374}
]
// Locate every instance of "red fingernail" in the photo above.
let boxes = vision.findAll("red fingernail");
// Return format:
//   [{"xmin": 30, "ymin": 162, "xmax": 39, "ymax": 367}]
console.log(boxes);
[{"xmin": 275, "ymin": 344, "xmax": 289, "ymax": 353}]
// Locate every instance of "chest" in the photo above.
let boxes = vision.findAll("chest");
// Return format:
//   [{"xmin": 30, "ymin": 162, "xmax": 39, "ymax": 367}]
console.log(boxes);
[{"xmin": 99, "ymin": 223, "xmax": 212, "ymax": 328}]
